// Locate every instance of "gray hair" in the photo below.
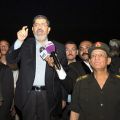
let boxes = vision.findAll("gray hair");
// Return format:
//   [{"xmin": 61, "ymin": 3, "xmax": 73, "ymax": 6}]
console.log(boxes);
[
  {"xmin": 109, "ymin": 39, "xmax": 120, "ymax": 56},
  {"xmin": 33, "ymin": 15, "xmax": 50, "ymax": 26}
]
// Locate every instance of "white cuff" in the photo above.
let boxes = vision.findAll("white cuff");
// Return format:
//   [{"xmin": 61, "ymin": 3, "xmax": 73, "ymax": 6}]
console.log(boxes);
[
  {"xmin": 56, "ymin": 65, "xmax": 66, "ymax": 80},
  {"xmin": 14, "ymin": 39, "xmax": 23, "ymax": 50}
]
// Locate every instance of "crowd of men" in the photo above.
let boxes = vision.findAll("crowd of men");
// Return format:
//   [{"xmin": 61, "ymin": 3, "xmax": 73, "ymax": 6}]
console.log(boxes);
[{"xmin": 0, "ymin": 15, "xmax": 120, "ymax": 120}]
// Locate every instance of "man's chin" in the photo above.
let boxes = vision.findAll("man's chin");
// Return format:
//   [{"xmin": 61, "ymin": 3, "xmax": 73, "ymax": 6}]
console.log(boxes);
[
  {"xmin": 81, "ymin": 56, "xmax": 89, "ymax": 61},
  {"xmin": 34, "ymin": 35, "xmax": 47, "ymax": 41}
]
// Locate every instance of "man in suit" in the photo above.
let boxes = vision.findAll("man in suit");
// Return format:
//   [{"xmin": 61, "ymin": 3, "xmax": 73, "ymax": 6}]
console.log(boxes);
[
  {"xmin": 61, "ymin": 40, "xmax": 93, "ymax": 94},
  {"xmin": 7, "ymin": 15, "xmax": 67, "ymax": 120},
  {"xmin": 77, "ymin": 40, "xmax": 93, "ymax": 73},
  {"xmin": 0, "ymin": 55, "xmax": 14, "ymax": 120},
  {"xmin": 61, "ymin": 41, "xmax": 78, "ymax": 120},
  {"xmin": 65, "ymin": 41, "xmax": 78, "ymax": 65}
]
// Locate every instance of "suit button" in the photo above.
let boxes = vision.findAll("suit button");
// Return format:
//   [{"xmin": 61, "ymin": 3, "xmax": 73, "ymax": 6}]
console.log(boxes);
[{"xmin": 100, "ymin": 103, "xmax": 103, "ymax": 107}]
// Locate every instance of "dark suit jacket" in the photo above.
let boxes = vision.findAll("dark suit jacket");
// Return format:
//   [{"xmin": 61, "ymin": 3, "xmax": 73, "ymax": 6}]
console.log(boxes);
[
  {"xmin": 0, "ymin": 72, "xmax": 3, "ymax": 102},
  {"xmin": 7, "ymin": 38, "xmax": 67, "ymax": 116},
  {"xmin": 0, "ymin": 63, "xmax": 14, "ymax": 120},
  {"xmin": 109, "ymin": 56, "xmax": 120, "ymax": 75},
  {"xmin": 62, "ymin": 60, "xmax": 92, "ymax": 94}
]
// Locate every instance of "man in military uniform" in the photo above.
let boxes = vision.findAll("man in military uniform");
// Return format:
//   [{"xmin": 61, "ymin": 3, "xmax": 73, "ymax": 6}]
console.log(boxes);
[{"xmin": 70, "ymin": 42, "xmax": 120, "ymax": 120}]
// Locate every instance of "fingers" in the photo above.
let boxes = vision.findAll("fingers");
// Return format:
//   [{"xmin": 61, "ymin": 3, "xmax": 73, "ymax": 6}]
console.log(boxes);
[
  {"xmin": 17, "ymin": 26, "xmax": 28, "ymax": 41},
  {"xmin": 21, "ymin": 26, "xmax": 28, "ymax": 34},
  {"xmin": 22, "ymin": 26, "xmax": 28, "ymax": 31},
  {"xmin": 45, "ymin": 56, "xmax": 55, "ymax": 67}
]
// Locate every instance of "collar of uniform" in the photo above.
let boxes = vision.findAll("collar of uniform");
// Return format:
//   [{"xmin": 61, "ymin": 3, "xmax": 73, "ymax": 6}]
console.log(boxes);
[{"xmin": 91, "ymin": 73, "xmax": 116, "ymax": 85}]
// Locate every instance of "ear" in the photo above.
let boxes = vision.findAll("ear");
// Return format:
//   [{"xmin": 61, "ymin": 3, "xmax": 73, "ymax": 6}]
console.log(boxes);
[
  {"xmin": 107, "ymin": 57, "xmax": 111, "ymax": 65},
  {"xmin": 89, "ymin": 58, "xmax": 91, "ymax": 65},
  {"xmin": 76, "ymin": 50, "xmax": 78, "ymax": 55},
  {"xmin": 47, "ymin": 27, "xmax": 51, "ymax": 34}
]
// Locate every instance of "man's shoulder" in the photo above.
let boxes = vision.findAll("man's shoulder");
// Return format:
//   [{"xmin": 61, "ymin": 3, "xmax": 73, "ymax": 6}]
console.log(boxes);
[
  {"xmin": 69, "ymin": 61, "xmax": 82, "ymax": 67},
  {"xmin": 115, "ymin": 74, "xmax": 120, "ymax": 79},
  {"xmin": 0, "ymin": 63, "xmax": 11, "ymax": 72},
  {"xmin": 68, "ymin": 61, "xmax": 81, "ymax": 71},
  {"xmin": 25, "ymin": 37, "xmax": 35, "ymax": 43},
  {"xmin": 21, "ymin": 37, "xmax": 35, "ymax": 48},
  {"xmin": 0, "ymin": 62, "xmax": 7, "ymax": 68},
  {"xmin": 52, "ymin": 40, "xmax": 64, "ymax": 48},
  {"xmin": 110, "ymin": 74, "xmax": 120, "ymax": 83},
  {"xmin": 76, "ymin": 74, "xmax": 89, "ymax": 82},
  {"xmin": 51, "ymin": 40, "xmax": 65, "ymax": 54},
  {"xmin": 21, "ymin": 37, "xmax": 35, "ymax": 45}
]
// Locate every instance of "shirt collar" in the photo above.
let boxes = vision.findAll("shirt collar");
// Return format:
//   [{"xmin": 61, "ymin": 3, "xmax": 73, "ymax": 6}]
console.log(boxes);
[{"xmin": 36, "ymin": 38, "xmax": 48, "ymax": 48}]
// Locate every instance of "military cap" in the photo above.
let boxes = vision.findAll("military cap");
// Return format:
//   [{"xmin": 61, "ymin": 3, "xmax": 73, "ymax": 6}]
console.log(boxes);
[{"xmin": 88, "ymin": 42, "xmax": 110, "ymax": 56}]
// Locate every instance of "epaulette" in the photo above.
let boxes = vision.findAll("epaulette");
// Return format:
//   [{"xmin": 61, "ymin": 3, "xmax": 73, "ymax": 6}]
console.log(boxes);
[
  {"xmin": 76, "ymin": 74, "xmax": 88, "ymax": 82},
  {"xmin": 115, "ymin": 75, "xmax": 120, "ymax": 79}
]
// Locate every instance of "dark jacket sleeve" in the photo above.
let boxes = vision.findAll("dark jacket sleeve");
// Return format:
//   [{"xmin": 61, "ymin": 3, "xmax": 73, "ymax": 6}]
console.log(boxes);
[{"xmin": 6, "ymin": 44, "xmax": 21, "ymax": 65}]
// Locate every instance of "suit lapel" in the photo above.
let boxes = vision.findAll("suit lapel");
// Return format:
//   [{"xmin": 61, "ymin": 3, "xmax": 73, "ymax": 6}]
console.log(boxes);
[
  {"xmin": 45, "ymin": 63, "xmax": 54, "ymax": 85},
  {"xmin": 29, "ymin": 39, "xmax": 36, "ymax": 85},
  {"xmin": 81, "ymin": 61, "xmax": 91, "ymax": 74}
]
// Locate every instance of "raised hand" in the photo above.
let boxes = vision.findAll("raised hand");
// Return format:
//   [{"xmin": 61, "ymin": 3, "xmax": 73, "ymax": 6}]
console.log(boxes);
[{"xmin": 17, "ymin": 26, "xmax": 28, "ymax": 42}]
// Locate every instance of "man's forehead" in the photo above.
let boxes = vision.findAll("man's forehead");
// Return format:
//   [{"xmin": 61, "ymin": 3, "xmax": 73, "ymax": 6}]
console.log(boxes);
[
  {"xmin": 91, "ymin": 49, "xmax": 107, "ymax": 54},
  {"xmin": 66, "ymin": 44, "xmax": 77, "ymax": 48},
  {"xmin": 0, "ymin": 41, "xmax": 9, "ymax": 45},
  {"xmin": 80, "ymin": 41, "xmax": 92, "ymax": 47},
  {"xmin": 34, "ymin": 18, "xmax": 47, "ymax": 23}
]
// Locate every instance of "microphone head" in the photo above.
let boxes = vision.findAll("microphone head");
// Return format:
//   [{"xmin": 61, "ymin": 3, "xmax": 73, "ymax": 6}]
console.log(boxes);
[
  {"xmin": 39, "ymin": 46, "xmax": 49, "ymax": 60},
  {"xmin": 45, "ymin": 41, "xmax": 55, "ymax": 54},
  {"xmin": 39, "ymin": 47, "xmax": 45, "ymax": 53}
]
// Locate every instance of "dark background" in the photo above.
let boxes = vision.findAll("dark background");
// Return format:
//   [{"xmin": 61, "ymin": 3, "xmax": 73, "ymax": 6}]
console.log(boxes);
[{"xmin": 0, "ymin": 0, "xmax": 120, "ymax": 45}]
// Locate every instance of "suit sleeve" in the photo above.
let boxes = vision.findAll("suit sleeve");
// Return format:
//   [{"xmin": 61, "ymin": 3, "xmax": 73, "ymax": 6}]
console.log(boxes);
[
  {"xmin": 61, "ymin": 64, "xmax": 80, "ymax": 94},
  {"xmin": 6, "ymin": 44, "xmax": 21, "ymax": 65}
]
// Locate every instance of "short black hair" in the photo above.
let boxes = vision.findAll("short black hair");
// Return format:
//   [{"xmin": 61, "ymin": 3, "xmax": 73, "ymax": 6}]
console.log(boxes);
[{"xmin": 65, "ymin": 41, "xmax": 78, "ymax": 48}]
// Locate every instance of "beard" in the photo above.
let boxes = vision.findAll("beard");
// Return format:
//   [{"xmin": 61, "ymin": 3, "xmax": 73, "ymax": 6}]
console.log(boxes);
[{"xmin": 34, "ymin": 34, "xmax": 47, "ymax": 42}]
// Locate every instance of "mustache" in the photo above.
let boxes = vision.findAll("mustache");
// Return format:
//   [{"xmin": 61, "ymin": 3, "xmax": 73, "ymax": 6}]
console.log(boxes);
[
  {"xmin": 37, "ymin": 29, "xmax": 44, "ymax": 32},
  {"xmin": 81, "ymin": 53, "xmax": 89, "ymax": 56},
  {"xmin": 67, "ymin": 54, "xmax": 74, "ymax": 56}
]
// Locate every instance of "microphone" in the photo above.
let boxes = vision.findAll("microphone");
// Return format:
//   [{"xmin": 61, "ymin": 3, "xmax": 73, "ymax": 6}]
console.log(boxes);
[
  {"xmin": 45, "ymin": 41, "xmax": 61, "ymax": 70},
  {"xmin": 39, "ymin": 47, "xmax": 50, "ymax": 60}
]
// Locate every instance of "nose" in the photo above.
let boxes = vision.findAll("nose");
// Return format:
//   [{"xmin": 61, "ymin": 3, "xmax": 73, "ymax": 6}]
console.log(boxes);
[
  {"xmin": 94, "ymin": 55, "xmax": 100, "ymax": 60},
  {"xmin": 69, "ymin": 50, "xmax": 72, "ymax": 54},
  {"xmin": 83, "ymin": 48, "xmax": 88, "ymax": 53},
  {"xmin": 1, "ymin": 46, "xmax": 7, "ymax": 49}
]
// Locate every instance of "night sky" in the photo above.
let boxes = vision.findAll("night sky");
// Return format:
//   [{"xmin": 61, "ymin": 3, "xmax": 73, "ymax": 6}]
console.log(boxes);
[{"xmin": 0, "ymin": 0, "xmax": 120, "ymax": 45}]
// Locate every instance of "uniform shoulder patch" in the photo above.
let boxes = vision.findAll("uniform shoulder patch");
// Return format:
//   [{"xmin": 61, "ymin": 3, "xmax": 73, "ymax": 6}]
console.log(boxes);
[
  {"xmin": 115, "ymin": 75, "xmax": 120, "ymax": 79},
  {"xmin": 76, "ymin": 74, "xmax": 88, "ymax": 82}
]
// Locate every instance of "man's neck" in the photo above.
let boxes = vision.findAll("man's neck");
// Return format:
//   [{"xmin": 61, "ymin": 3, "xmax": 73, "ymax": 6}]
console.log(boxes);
[
  {"xmin": 68, "ymin": 59, "xmax": 76, "ymax": 65},
  {"xmin": 36, "ymin": 37, "xmax": 48, "ymax": 46},
  {"xmin": 94, "ymin": 70, "xmax": 109, "ymax": 89},
  {"xmin": 0, "ymin": 56, "xmax": 7, "ymax": 65}
]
